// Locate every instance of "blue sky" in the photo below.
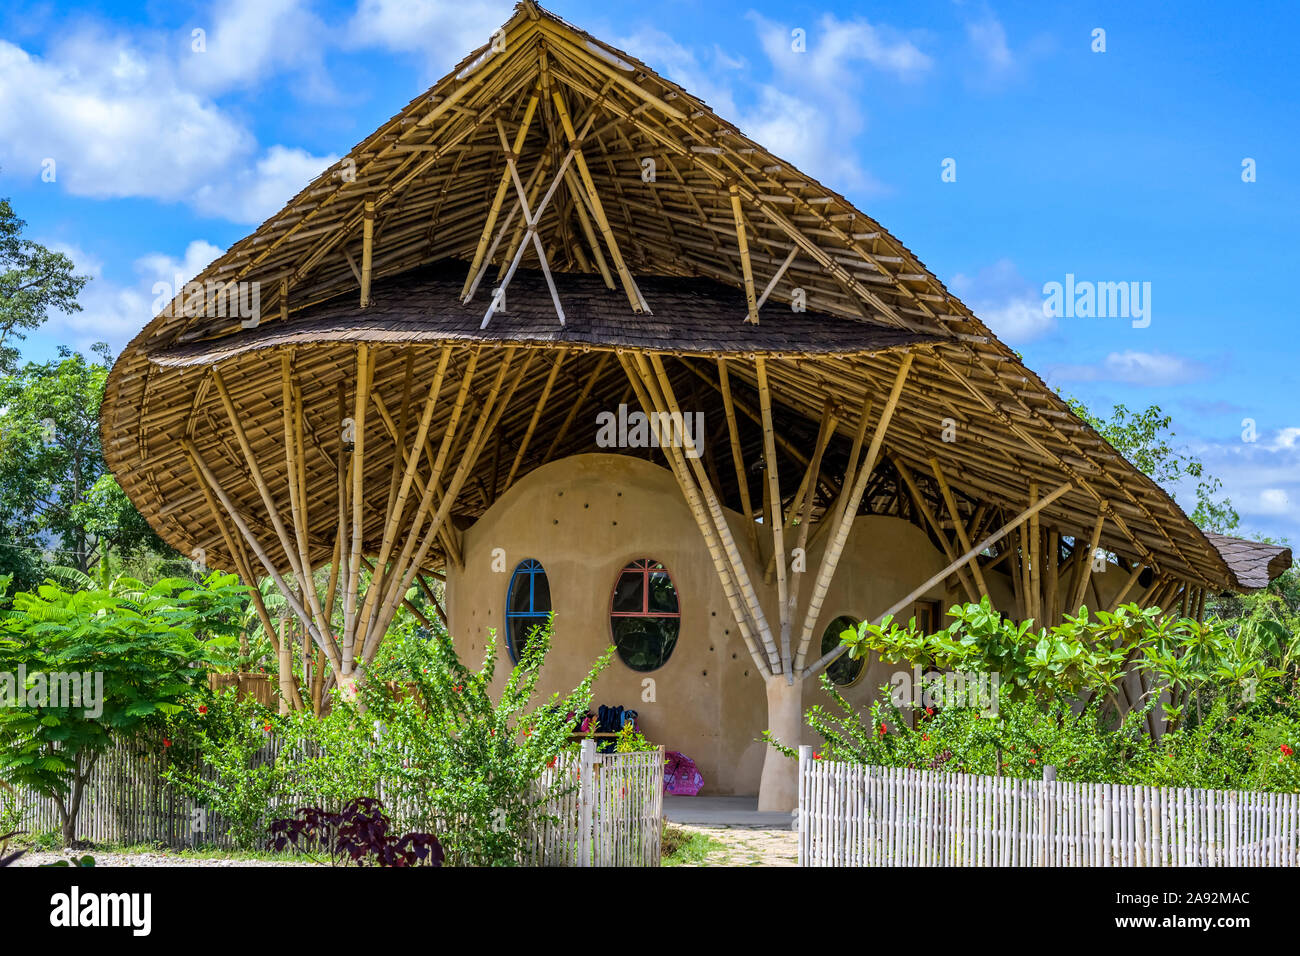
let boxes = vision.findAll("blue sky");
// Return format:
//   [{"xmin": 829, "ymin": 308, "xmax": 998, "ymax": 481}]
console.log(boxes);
[{"xmin": 1, "ymin": 0, "xmax": 1296, "ymax": 542}]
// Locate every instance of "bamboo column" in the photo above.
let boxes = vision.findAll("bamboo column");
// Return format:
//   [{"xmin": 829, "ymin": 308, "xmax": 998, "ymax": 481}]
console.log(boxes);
[
  {"xmin": 642, "ymin": 353, "xmax": 779, "ymax": 670},
  {"xmin": 619, "ymin": 353, "xmax": 772, "ymax": 675},
  {"xmin": 754, "ymin": 357, "xmax": 792, "ymax": 676},
  {"xmin": 793, "ymin": 354, "xmax": 913, "ymax": 673}
]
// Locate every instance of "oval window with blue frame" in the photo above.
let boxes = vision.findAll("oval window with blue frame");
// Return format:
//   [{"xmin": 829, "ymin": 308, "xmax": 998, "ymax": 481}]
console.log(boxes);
[{"xmin": 506, "ymin": 559, "xmax": 551, "ymax": 661}]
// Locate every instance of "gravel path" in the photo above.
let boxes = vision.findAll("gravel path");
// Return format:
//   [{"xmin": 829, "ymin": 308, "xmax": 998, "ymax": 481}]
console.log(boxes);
[{"xmin": 674, "ymin": 824, "xmax": 799, "ymax": 867}]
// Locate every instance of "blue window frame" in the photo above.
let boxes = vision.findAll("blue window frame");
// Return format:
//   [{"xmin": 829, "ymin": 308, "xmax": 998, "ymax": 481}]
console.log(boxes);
[{"xmin": 506, "ymin": 559, "xmax": 551, "ymax": 661}]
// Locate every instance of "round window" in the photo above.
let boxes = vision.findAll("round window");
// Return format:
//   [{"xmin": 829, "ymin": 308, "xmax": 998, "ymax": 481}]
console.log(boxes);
[
  {"xmin": 821, "ymin": 615, "xmax": 864, "ymax": 686},
  {"xmin": 610, "ymin": 559, "xmax": 680, "ymax": 671}
]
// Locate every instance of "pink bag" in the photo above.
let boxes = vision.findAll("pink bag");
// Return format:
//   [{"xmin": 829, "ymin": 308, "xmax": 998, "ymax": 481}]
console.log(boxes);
[{"xmin": 664, "ymin": 751, "xmax": 704, "ymax": 795}]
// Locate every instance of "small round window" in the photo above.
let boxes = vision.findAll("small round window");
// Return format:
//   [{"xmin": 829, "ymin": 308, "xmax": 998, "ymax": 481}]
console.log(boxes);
[
  {"xmin": 506, "ymin": 559, "xmax": 551, "ymax": 662},
  {"xmin": 821, "ymin": 615, "xmax": 864, "ymax": 686},
  {"xmin": 610, "ymin": 559, "xmax": 680, "ymax": 671}
]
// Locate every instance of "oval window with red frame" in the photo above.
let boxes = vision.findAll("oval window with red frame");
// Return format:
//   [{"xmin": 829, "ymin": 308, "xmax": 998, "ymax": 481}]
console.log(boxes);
[{"xmin": 610, "ymin": 559, "xmax": 680, "ymax": 671}]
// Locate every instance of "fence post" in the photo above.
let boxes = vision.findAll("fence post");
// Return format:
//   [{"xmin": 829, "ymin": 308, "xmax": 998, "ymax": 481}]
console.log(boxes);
[
  {"xmin": 578, "ymin": 739, "xmax": 596, "ymax": 867},
  {"xmin": 1040, "ymin": 765, "xmax": 1056, "ymax": 866},
  {"xmin": 798, "ymin": 745, "xmax": 811, "ymax": 866}
]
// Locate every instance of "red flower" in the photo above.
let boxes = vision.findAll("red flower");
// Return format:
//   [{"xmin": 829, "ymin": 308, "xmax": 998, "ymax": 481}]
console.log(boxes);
[
  {"xmin": 197, "ymin": 705, "xmax": 207, "ymax": 715},
  {"xmin": 921, "ymin": 734, "xmax": 929, "ymax": 741},
  {"xmin": 1282, "ymin": 744, "xmax": 1294, "ymax": 758},
  {"xmin": 263, "ymin": 723, "xmax": 272, "ymax": 732},
  {"xmin": 547, "ymin": 756, "xmax": 557, "ymax": 768},
  {"xmin": 1028, "ymin": 758, "xmax": 1037, "ymax": 765},
  {"xmin": 453, "ymin": 684, "xmax": 463, "ymax": 693},
  {"xmin": 878, "ymin": 723, "xmax": 887, "ymax": 737},
  {"xmin": 925, "ymin": 707, "xmax": 934, "ymax": 717},
  {"xmin": 813, "ymin": 752, "xmax": 822, "ymax": 760},
  {"xmin": 163, "ymin": 739, "xmax": 171, "ymax": 748}
]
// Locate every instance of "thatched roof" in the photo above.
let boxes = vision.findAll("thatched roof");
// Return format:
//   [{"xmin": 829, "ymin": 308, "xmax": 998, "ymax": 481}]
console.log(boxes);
[{"xmin": 100, "ymin": 0, "xmax": 1287, "ymax": 596}]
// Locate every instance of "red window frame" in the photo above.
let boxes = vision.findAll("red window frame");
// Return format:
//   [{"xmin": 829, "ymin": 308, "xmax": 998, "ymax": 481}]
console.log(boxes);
[{"xmin": 609, "ymin": 559, "xmax": 680, "ymax": 619}]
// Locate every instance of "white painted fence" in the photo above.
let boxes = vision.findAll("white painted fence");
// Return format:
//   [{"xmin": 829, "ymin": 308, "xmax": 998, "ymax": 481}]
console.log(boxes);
[
  {"xmin": 527, "ymin": 741, "xmax": 664, "ymax": 866},
  {"xmin": 797, "ymin": 746, "xmax": 1300, "ymax": 867},
  {"xmin": 13, "ymin": 738, "xmax": 663, "ymax": 867}
]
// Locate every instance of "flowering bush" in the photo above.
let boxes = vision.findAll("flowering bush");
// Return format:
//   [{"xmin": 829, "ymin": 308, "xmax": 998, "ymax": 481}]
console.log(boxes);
[
  {"xmin": 162, "ymin": 692, "xmax": 306, "ymax": 849},
  {"xmin": 360, "ymin": 621, "xmax": 611, "ymax": 866},
  {"xmin": 767, "ymin": 673, "xmax": 1300, "ymax": 792}
]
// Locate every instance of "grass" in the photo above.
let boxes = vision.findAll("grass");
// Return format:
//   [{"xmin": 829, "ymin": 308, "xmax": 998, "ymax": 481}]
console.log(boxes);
[{"xmin": 661, "ymin": 824, "xmax": 725, "ymax": 867}]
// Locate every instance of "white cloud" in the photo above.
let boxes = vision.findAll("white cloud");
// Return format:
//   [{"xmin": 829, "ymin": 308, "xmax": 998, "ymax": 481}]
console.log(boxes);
[
  {"xmin": 0, "ymin": 35, "xmax": 254, "ymax": 202},
  {"xmin": 965, "ymin": 14, "xmax": 1013, "ymax": 75},
  {"xmin": 1257, "ymin": 488, "xmax": 1291, "ymax": 515},
  {"xmin": 1267, "ymin": 427, "xmax": 1300, "ymax": 451},
  {"xmin": 948, "ymin": 259, "xmax": 1055, "ymax": 344},
  {"xmin": 192, "ymin": 145, "xmax": 338, "ymax": 225},
  {"xmin": 42, "ymin": 239, "xmax": 225, "ymax": 354},
  {"xmin": 0, "ymin": 7, "xmax": 336, "ymax": 223},
  {"xmin": 753, "ymin": 12, "xmax": 932, "ymax": 83},
  {"xmin": 346, "ymin": 0, "xmax": 510, "ymax": 75},
  {"xmin": 615, "ymin": 14, "xmax": 929, "ymax": 194},
  {"xmin": 182, "ymin": 0, "xmax": 329, "ymax": 94},
  {"xmin": 1050, "ymin": 351, "xmax": 1209, "ymax": 387}
]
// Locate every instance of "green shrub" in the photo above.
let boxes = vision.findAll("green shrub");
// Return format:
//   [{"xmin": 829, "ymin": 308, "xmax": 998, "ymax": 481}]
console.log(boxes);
[{"xmin": 360, "ymin": 622, "xmax": 611, "ymax": 866}]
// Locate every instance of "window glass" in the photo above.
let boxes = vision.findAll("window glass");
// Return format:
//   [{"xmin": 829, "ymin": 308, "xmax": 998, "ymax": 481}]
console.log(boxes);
[
  {"xmin": 610, "ymin": 559, "xmax": 680, "ymax": 671},
  {"xmin": 506, "ymin": 559, "xmax": 551, "ymax": 661}
]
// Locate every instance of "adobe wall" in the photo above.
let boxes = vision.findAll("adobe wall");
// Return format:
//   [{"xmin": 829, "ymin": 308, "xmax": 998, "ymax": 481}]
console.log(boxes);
[{"xmin": 446, "ymin": 452, "xmax": 970, "ymax": 796}]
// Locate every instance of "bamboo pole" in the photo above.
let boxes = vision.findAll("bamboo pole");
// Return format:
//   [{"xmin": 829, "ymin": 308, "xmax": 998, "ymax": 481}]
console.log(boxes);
[
  {"xmin": 1068, "ymin": 505, "xmax": 1108, "ymax": 614},
  {"xmin": 929, "ymin": 457, "xmax": 989, "ymax": 599},
  {"xmin": 360, "ymin": 200, "xmax": 375, "ymax": 307},
  {"xmin": 505, "ymin": 349, "xmax": 565, "ymax": 490},
  {"xmin": 793, "ymin": 354, "xmax": 912, "ymax": 673},
  {"xmin": 804, "ymin": 481, "xmax": 1074, "ymax": 679},
  {"xmin": 754, "ymin": 357, "xmax": 792, "ymax": 675},
  {"xmin": 1029, "ymin": 482, "xmax": 1042, "ymax": 623},
  {"xmin": 730, "ymin": 184, "xmax": 759, "ymax": 323},
  {"xmin": 718, "ymin": 358, "xmax": 759, "ymax": 557},
  {"xmin": 1107, "ymin": 560, "xmax": 1146, "ymax": 612},
  {"xmin": 461, "ymin": 86, "xmax": 541, "ymax": 299},
  {"xmin": 765, "ymin": 403, "xmax": 835, "ymax": 582},
  {"xmin": 342, "ymin": 343, "xmax": 375, "ymax": 674},
  {"xmin": 891, "ymin": 453, "xmax": 978, "ymax": 602},
  {"xmin": 645, "ymin": 354, "xmax": 778, "ymax": 662},
  {"xmin": 621, "ymin": 353, "xmax": 772, "ymax": 677},
  {"xmin": 210, "ymin": 368, "xmax": 334, "ymax": 648},
  {"xmin": 184, "ymin": 440, "xmax": 342, "ymax": 673},
  {"xmin": 552, "ymin": 87, "xmax": 647, "ymax": 312},
  {"xmin": 354, "ymin": 346, "xmax": 451, "ymax": 651},
  {"xmin": 364, "ymin": 348, "xmax": 517, "ymax": 663}
]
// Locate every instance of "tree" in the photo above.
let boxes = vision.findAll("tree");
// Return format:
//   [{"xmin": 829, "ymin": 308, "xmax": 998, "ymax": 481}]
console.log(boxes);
[
  {"xmin": 0, "ymin": 197, "xmax": 88, "ymax": 372},
  {"xmin": 0, "ymin": 573, "xmax": 245, "ymax": 844},
  {"xmin": 0, "ymin": 346, "xmax": 166, "ymax": 575},
  {"xmin": 1068, "ymin": 399, "xmax": 1239, "ymax": 533}
]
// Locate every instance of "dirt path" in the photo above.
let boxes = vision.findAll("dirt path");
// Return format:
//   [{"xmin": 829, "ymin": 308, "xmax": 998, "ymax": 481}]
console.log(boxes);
[{"xmin": 674, "ymin": 824, "xmax": 799, "ymax": 867}]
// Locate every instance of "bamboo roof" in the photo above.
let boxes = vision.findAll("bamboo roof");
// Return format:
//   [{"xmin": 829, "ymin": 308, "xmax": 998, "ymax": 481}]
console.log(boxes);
[{"xmin": 101, "ymin": 0, "xmax": 1287, "ymax": 595}]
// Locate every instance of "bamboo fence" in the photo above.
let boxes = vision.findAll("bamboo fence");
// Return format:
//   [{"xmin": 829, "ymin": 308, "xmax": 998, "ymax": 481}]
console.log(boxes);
[
  {"xmin": 12, "ymin": 737, "xmax": 663, "ymax": 867},
  {"xmin": 798, "ymin": 746, "xmax": 1300, "ymax": 867}
]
